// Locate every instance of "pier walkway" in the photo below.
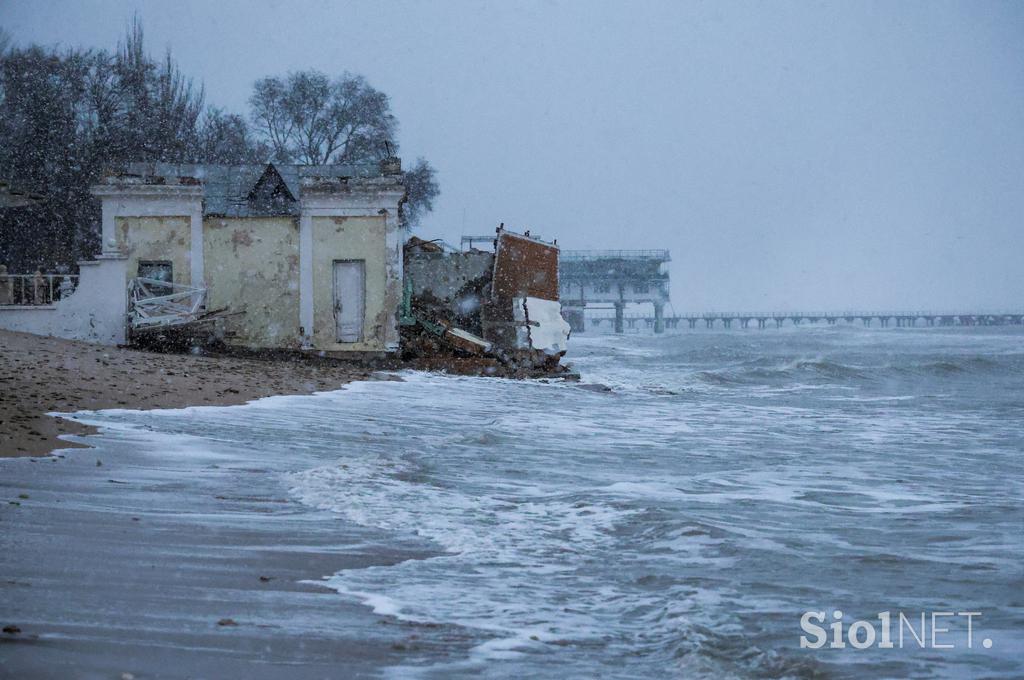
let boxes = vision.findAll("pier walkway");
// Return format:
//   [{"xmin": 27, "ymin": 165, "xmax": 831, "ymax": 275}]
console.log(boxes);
[{"xmin": 584, "ymin": 311, "xmax": 1024, "ymax": 331}]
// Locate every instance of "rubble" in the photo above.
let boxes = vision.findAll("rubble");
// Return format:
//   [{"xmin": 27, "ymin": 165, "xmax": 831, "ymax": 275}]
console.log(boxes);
[{"xmin": 402, "ymin": 227, "xmax": 572, "ymax": 376}]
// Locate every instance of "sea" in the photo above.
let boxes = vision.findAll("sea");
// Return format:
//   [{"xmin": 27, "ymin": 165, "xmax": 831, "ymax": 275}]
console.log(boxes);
[{"xmin": 67, "ymin": 325, "xmax": 1024, "ymax": 678}]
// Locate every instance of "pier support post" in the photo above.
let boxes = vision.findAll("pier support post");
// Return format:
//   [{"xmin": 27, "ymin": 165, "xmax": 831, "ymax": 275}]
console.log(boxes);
[
  {"xmin": 653, "ymin": 301, "xmax": 665, "ymax": 334},
  {"xmin": 614, "ymin": 301, "xmax": 625, "ymax": 334}
]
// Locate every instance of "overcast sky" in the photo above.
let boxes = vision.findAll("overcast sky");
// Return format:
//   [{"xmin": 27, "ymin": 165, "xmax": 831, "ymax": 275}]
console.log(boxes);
[{"xmin": 3, "ymin": 0, "xmax": 1022, "ymax": 311}]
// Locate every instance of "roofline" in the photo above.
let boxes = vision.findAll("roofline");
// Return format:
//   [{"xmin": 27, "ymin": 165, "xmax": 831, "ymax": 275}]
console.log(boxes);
[{"xmin": 91, "ymin": 184, "xmax": 204, "ymax": 199}]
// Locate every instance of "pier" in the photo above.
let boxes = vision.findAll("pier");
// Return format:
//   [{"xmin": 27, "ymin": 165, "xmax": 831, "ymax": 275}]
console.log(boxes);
[
  {"xmin": 553, "ymin": 248, "xmax": 1020, "ymax": 334},
  {"xmin": 583, "ymin": 311, "xmax": 1024, "ymax": 331}
]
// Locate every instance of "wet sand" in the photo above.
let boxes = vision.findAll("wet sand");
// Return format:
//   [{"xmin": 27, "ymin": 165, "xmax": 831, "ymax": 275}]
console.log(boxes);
[
  {"xmin": 0, "ymin": 329, "xmax": 373, "ymax": 458},
  {"xmin": 0, "ymin": 401, "xmax": 473, "ymax": 678}
]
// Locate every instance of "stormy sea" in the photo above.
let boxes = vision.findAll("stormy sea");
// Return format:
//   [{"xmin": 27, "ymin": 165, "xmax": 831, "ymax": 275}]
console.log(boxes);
[{"xmin": 63, "ymin": 326, "xmax": 1023, "ymax": 678}]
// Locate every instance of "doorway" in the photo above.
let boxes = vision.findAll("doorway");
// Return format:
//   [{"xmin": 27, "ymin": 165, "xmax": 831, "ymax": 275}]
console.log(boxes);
[{"xmin": 333, "ymin": 260, "xmax": 365, "ymax": 343}]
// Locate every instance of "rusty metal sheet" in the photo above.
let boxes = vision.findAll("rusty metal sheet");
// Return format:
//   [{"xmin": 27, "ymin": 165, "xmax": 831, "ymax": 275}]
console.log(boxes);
[
  {"xmin": 490, "ymin": 231, "xmax": 560, "ymax": 302},
  {"xmin": 483, "ymin": 230, "xmax": 560, "ymax": 352}
]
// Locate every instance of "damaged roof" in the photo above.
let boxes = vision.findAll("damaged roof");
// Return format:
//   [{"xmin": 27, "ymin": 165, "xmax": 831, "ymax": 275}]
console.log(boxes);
[{"xmin": 107, "ymin": 161, "xmax": 401, "ymax": 217}]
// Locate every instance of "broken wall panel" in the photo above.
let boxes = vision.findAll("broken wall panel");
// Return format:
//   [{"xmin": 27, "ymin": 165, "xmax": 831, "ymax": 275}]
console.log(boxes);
[
  {"xmin": 490, "ymin": 232, "xmax": 559, "ymax": 302},
  {"xmin": 406, "ymin": 250, "xmax": 494, "ymax": 309},
  {"xmin": 513, "ymin": 296, "xmax": 571, "ymax": 355},
  {"xmin": 483, "ymin": 231, "xmax": 561, "ymax": 352}
]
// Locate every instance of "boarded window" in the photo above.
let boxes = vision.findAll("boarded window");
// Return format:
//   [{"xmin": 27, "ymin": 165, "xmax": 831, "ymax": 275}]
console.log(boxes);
[{"xmin": 138, "ymin": 261, "xmax": 173, "ymax": 296}]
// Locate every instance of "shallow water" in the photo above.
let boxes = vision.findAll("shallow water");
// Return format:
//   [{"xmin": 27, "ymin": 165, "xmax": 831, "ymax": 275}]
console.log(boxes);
[{"xmin": 70, "ymin": 326, "xmax": 1024, "ymax": 678}]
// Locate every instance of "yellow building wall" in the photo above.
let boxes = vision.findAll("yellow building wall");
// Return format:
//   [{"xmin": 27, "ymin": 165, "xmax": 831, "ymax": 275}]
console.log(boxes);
[
  {"xmin": 115, "ymin": 216, "xmax": 191, "ymax": 285},
  {"xmin": 312, "ymin": 215, "xmax": 389, "ymax": 352},
  {"xmin": 203, "ymin": 217, "xmax": 300, "ymax": 349}
]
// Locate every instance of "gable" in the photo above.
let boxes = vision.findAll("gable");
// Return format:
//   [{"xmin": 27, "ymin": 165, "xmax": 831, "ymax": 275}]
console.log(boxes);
[{"xmin": 246, "ymin": 164, "xmax": 298, "ymax": 217}]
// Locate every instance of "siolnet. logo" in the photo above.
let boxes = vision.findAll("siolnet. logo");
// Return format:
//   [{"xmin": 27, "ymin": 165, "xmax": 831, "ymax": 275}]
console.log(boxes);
[{"xmin": 799, "ymin": 610, "xmax": 993, "ymax": 650}]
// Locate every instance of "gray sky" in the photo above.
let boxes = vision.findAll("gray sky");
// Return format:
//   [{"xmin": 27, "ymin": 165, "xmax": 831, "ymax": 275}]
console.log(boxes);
[{"xmin": 3, "ymin": 0, "xmax": 1022, "ymax": 311}]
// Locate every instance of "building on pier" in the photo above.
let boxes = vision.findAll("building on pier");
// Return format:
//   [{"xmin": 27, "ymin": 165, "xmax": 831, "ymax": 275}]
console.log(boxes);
[{"xmin": 558, "ymin": 250, "xmax": 671, "ymax": 333}]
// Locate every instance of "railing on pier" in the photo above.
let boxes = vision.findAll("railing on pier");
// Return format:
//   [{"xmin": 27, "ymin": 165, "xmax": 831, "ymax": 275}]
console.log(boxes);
[
  {"xmin": 583, "ymin": 310, "xmax": 1024, "ymax": 329},
  {"xmin": 560, "ymin": 249, "xmax": 671, "ymax": 261},
  {"xmin": 0, "ymin": 273, "xmax": 80, "ymax": 306}
]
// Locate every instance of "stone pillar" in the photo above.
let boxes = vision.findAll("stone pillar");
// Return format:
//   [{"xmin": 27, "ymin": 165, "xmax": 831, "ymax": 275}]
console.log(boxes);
[
  {"xmin": 653, "ymin": 301, "xmax": 665, "ymax": 334},
  {"xmin": 614, "ymin": 301, "xmax": 625, "ymax": 334}
]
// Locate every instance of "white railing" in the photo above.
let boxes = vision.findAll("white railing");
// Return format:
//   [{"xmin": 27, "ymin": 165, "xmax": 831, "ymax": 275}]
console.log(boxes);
[
  {"xmin": 128, "ymin": 277, "xmax": 207, "ymax": 331},
  {"xmin": 0, "ymin": 273, "xmax": 80, "ymax": 305}
]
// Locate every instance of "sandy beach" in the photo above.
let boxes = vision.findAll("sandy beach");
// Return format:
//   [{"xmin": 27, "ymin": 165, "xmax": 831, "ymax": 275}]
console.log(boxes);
[{"xmin": 0, "ymin": 329, "xmax": 375, "ymax": 458}]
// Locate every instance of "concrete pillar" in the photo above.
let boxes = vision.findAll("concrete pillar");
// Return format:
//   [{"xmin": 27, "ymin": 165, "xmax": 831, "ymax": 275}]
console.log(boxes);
[
  {"xmin": 299, "ymin": 212, "xmax": 314, "ymax": 348},
  {"xmin": 653, "ymin": 301, "xmax": 665, "ymax": 333},
  {"xmin": 100, "ymin": 198, "xmax": 117, "ymax": 255},
  {"xmin": 189, "ymin": 204, "xmax": 204, "ymax": 287},
  {"xmin": 614, "ymin": 301, "xmax": 625, "ymax": 334}
]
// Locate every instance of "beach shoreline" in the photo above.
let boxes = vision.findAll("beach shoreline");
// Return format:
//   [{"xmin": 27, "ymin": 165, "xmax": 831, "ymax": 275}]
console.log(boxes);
[
  {"xmin": 0, "ymin": 329, "xmax": 572, "ymax": 459},
  {"xmin": 0, "ymin": 329, "xmax": 379, "ymax": 458}
]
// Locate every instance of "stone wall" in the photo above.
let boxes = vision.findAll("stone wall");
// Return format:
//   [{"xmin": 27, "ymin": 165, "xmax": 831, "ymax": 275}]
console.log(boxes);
[{"xmin": 0, "ymin": 255, "xmax": 128, "ymax": 345}]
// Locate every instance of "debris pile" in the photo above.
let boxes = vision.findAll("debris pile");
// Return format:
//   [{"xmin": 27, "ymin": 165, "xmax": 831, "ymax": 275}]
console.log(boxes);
[
  {"xmin": 127, "ymin": 277, "xmax": 232, "ymax": 350},
  {"xmin": 402, "ymin": 227, "xmax": 572, "ymax": 376}
]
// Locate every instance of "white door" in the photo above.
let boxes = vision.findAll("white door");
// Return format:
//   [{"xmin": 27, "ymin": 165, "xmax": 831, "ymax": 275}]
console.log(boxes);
[{"xmin": 333, "ymin": 260, "xmax": 365, "ymax": 343}]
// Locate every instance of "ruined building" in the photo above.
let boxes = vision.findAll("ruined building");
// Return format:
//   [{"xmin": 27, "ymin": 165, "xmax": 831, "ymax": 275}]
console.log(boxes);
[
  {"xmin": 0, "ymin": 161, "xmax": 572, "ymax": 373},
  {"xmin": 91, "ymin": 160, "xmax": 406, "ymax": 353}
]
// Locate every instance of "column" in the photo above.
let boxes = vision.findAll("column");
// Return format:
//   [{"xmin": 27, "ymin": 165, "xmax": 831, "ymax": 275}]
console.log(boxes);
[
  {"xmin": 189, "ymin": 204, "xmax": 204, "ymax": 287},
  {"xmin": 299, "ymin": 212, "xmax": 314, "ymax": 348},
  {"xmin": 614, "ymin": 301, "xmax": 625, "ymax": 334},
  {"xmin": 101, "ymin": 198, "xmax": 118, "ymax": 254},
  {"xmin": 653, "ymin": 301, "xmax": 665, "ymax": 334}
]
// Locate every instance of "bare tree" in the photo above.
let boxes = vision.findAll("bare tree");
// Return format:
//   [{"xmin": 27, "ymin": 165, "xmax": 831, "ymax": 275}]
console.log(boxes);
[
  {"xmin": 248, "ymin": 69, "xmax": 439, "ymax": 225},
  {"xmin": 0, "ymin": 19, "xmax": 263, "ymax": 269},
  {"xmin": 196, "ymin": 108, "xmax": 269, "ymax": 164},
  {"xmin": 249, "ymin": 70, "xmax": 396, "ymax": 165}
]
